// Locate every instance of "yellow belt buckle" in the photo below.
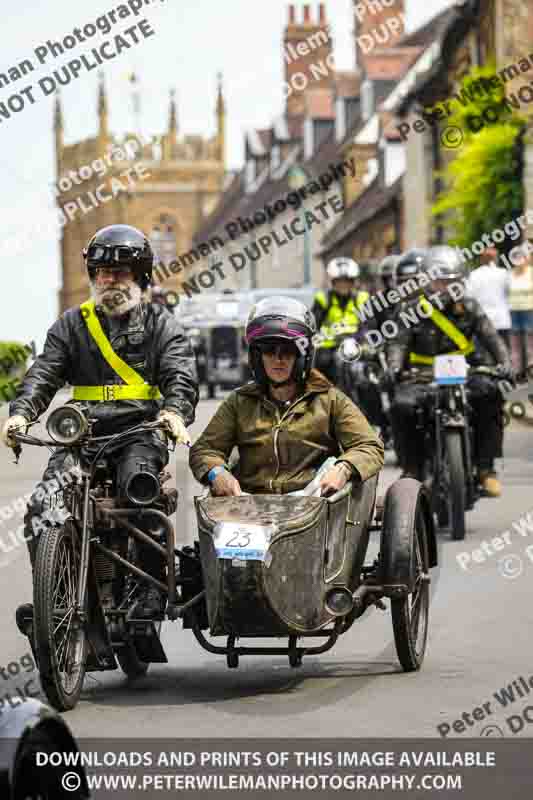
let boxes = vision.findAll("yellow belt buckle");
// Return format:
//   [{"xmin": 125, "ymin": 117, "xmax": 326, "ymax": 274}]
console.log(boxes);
[{"xmin": 103, "ymin": 385, "xmax": 116, "ymax": 401}]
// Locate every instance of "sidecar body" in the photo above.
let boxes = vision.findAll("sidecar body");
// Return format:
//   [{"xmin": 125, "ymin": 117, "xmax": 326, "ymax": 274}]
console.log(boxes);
[
  {"xmin": 195, "ymin": 475, "xmax": 378, "ymax": 637},
  {"xmin": 191, "ymin": 474, "xmax": 436, "ymax": 672}
]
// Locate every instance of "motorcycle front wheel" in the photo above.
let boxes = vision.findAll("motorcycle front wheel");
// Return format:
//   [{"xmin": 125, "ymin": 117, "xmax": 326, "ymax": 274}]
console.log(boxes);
[
  {"xmin": 34, "ymin": 521, "xmax": 87, "ymax": 711},
  {"xmin": 444, "ymin": 430, "xmax": 466, "ymax": 540}
]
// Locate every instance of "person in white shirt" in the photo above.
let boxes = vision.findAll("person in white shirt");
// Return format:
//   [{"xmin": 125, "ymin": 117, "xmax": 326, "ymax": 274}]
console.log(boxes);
[
  {"xmin": 466, "ymin": 247, "xmax": 511, "ymax": 350},
  {"xmin": 508, "ymin": 248, "xmax": 533, "ymax": 378}
]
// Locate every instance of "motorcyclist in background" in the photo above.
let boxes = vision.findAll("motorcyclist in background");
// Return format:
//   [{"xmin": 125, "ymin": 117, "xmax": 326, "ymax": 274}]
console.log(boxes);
[
  {"xmin": 1, "ymin": 224, "xmax": 198, "ymax": 638},
  {"xmin": 387, "ymin": 245, "xmax": 513, "ymax": 497},
  {"xmin": 342, "ymin": 254, "xmax": 402, "ymax": 444},
  {"xmin": 312, "ymin": 257, "xmax": 369, "ymax": 384}
]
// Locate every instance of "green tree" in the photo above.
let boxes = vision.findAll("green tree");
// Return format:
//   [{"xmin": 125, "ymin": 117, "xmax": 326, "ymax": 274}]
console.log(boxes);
[{"xmin": 430, "ymin": 64, "xmax": 525, "ymax": 250}]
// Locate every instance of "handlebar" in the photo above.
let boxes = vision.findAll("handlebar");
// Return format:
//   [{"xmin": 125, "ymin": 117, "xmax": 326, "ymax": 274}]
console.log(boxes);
[{"xmin": 11, "ymin": 419, "xmax": 167, "ymax": 449}]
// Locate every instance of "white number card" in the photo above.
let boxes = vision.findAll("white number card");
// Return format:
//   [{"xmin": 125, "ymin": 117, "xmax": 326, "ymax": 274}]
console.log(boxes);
[
  {"xmin": 433, "ymin": 354, "xmax": 468, "ymax": 384},
  {"xmin": 213, "ymin": 523, "xmax": 273, "ymax": 561}
]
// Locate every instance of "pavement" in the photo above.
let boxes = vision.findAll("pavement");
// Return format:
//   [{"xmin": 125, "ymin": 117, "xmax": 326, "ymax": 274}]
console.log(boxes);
[{"xmin": 0, "ymin": 392, "xmax": 532, "ymax": 741}]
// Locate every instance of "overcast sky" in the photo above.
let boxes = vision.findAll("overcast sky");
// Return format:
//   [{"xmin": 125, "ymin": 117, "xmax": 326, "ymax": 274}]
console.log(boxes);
[{"xmin": 0, "ymin": 0, "xmax": 455, "ymax": 348}]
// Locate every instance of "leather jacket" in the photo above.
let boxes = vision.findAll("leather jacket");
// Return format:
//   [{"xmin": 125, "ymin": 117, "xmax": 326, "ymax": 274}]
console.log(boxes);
[
  {"xmin": 10, "ymin": 302, "xmax": 198, "ymax": 433},
  {"xmin": 386, "ymin": 296, "xmax": 511, "ymax": 376}
]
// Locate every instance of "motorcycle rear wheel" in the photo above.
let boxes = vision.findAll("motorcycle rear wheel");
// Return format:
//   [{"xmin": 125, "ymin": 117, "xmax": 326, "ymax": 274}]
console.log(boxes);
[{"xmin": 34, "ymin": 522, "xmax": 87, "ymax": 711}]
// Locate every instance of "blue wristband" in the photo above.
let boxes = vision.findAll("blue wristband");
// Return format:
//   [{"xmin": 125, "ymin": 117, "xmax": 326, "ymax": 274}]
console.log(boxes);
[{"xmin": 207, "ymin": 466, "xmax": 227, "ymax": 484}]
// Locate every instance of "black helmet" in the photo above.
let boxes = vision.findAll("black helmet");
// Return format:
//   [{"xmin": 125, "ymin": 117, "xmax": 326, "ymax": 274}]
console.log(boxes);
[
  {"xmin": 83, "ymin": 225, "xmax": 154, "ymax": 290},
  {"xmin": 396, "ymin": 248, "xmax": 427, "ymax": 283},
  {"xmin": 245, "ymin": 297, "xmax": 316, "ymax": 386},
  {"xmin": 379, "ymin": 254, "xmax": 400, "ymax": 286},
  {"xmin": 424, "ymin": 245, "xmax": 466, "ymax": 280}
]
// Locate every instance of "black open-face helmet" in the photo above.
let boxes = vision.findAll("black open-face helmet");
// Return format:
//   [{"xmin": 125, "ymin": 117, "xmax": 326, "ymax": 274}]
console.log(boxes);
[
  {"xmin": 245, "ymin": 297, "xmax": 317, "ymax": 387},
  {"xmin": 396, "ymin": 248, "xmax": 427, "ymax": 284},
  {"xmin": 83, "ymin": 225, "xmax": 154, "ymax": 290}
]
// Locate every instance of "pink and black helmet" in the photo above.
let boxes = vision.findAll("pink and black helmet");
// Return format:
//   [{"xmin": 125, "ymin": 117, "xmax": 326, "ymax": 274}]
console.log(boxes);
[{"xmin": 245, "ymin": 297, "xmax": 317, "ymax": 385}]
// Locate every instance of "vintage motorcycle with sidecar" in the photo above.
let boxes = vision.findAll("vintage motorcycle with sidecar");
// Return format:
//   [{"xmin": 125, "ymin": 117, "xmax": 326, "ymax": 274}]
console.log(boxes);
[{"xmin": 13, "ymin": 405, "xmax": 436, "ymax": 712}]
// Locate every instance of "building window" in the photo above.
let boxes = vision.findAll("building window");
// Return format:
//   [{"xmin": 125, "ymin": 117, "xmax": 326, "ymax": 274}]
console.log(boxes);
[{"xmin": 150, "ymin": 213, "xmax": 177, "ymax": 269}]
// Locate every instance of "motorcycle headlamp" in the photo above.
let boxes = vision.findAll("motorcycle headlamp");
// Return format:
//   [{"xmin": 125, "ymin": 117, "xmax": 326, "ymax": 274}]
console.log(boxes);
[{"xmin": 47, "ymin": 406, "xmax": 88, "ymax": 445}]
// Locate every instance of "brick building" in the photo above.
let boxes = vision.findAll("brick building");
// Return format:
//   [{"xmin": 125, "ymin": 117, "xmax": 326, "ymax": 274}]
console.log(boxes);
[{"xmin": 56, "ymin": 74, "xmax": 226, "ymax": 312}]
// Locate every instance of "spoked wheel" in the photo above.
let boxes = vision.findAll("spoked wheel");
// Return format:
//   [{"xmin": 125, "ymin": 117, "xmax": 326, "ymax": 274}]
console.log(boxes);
[
  {"xmin": 443, "ymin": 431, "xmax": 466, "ymax": 540},
  {"xmin": 391, "ymin": 503, "xmax": 430, "ymax": 672},
  {"xmin": 34, "ymin": 523, "xmax": 86, "ymax": 711}
]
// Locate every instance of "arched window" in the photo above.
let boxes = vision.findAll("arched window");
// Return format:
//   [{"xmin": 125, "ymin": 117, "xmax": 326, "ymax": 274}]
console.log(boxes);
[{"xmin": 150, "ymin": 213, "xmax": 177, "ymax": 267}]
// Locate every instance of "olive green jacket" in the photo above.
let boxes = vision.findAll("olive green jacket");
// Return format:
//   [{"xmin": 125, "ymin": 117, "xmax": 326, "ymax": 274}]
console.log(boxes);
[{"xmin": 189, "ymin": 369, "xmax": 384, "ymax": 494}]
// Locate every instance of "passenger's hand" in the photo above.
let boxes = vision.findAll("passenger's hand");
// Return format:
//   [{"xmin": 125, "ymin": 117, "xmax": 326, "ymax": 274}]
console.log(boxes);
[
  {"xmin": 157, "ymin": 410, "xmax": 191, "ymax": 446},
  {"xmin": 1, "ymin": 415, "xmax": 28, "ymax": 448},
  {"xmin": 211, "ymin": 470, "xmax": 243, "ymax": 497},
  {"xmin": 319, "ymin": 462, "xmax": 352, "ymax": 497}
]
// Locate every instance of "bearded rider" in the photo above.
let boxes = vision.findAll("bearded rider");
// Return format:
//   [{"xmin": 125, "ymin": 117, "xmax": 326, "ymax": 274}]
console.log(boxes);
[
  {"xmin": 189, "ymin": 297, "xmax": 383, "ymax": 497},
  {"xmin": 311, "ymin": 258, "xmax": 369, "ymax": 385},
  {"xmin": 387, "ymin": 245, "xmax": 512, "ymax": 497},
  {"xmin": 1, "ymin": 225, "xmax": 199, "ymax": 637}
]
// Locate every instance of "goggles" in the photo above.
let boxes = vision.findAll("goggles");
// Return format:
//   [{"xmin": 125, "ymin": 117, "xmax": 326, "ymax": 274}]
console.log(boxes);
[{"xmin": 85, "ymin": 244, "xmax": 143, "ymax": 265}]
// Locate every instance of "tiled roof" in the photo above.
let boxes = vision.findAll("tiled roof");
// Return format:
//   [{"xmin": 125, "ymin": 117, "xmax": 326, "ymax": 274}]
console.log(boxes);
[
  {"xmin": 363, "ymin": 47, "xmax": 424, "ymax": 81},
  {"xmin": 321, "ymin": 175, "xmax": 402, "ymax": 254}
]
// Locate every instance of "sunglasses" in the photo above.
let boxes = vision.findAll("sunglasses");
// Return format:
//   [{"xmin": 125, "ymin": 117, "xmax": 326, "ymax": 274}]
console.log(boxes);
[{"xmin": 259, "ymin": 342, "xmax": 297, "ymax": 358}]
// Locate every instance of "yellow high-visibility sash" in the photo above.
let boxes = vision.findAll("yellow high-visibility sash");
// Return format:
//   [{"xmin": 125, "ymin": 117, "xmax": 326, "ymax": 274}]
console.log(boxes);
[
  {"xmin": 72, "ymin": 300, "xmax": 161, "ymax": 401},
  {"xmin": 409, "ymin": 297, "xmax": 475, "ymax": 365}
]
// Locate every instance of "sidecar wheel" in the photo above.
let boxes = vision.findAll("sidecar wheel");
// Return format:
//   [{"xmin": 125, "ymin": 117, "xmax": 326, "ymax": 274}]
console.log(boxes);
[
  {"xmin": 380, "ymin": 480, "xmax": 431, "ymax": 672},
  {"xmin": 390, "ymin": 503, "xmax": 429, "ymax": 672},
  {"xmin": 34, "ymin": 522, "xmax": 87, "ymax": 711}
]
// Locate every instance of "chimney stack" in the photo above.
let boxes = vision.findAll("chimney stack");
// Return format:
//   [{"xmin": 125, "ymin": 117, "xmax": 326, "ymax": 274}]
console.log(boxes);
[{"xmin": 284, "ymin": 2, "xmax": 334, "ymax": 116}]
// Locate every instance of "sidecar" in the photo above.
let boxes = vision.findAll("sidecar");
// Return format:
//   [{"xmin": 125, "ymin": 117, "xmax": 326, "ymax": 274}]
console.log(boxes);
[{"xmin": 190, "ymin": 476, "xmax": 437, "ymax": 671}]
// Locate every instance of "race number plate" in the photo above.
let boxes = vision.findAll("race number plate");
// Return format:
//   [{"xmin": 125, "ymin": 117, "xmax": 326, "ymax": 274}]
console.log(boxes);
[
  {"xmin": 213, "ymin": 523, "xmax": 273, "ymax": 561},
  {"xmin": 433, "ymin": 354, "xmax": 468, "ymax": 385}
]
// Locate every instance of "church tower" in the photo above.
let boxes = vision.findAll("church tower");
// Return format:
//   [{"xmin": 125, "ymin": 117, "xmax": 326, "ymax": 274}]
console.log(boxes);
[{"xmin": 57, "ymin": 76, "xmax": 228, "ymax": 311}]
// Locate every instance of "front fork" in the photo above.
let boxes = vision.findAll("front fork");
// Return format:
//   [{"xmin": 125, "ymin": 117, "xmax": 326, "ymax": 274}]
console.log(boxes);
[{"xmin": 76, "ymin": 476, "xmax": 92, "ymax": 623}]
